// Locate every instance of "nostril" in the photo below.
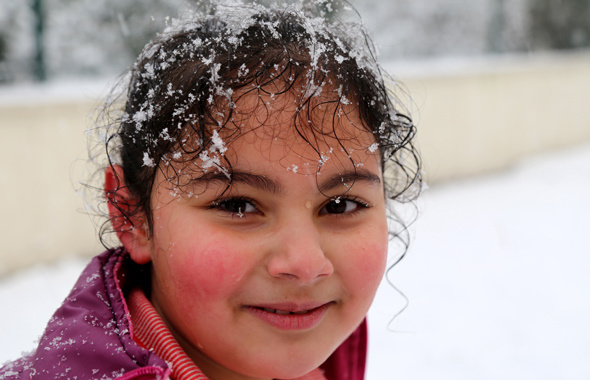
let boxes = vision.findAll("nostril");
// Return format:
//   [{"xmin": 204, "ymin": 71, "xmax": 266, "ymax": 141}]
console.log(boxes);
[
  {"xmin": 268, "ymin": 255, "xmax": 333, "ymax": 284},
  {"xmin": 272, "ymin": 272, "xmax": 298, "ymax": 280}
]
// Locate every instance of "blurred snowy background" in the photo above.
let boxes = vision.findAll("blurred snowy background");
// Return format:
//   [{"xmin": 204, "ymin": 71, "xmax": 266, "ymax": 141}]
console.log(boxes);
[
  {"xmin": 1, "ymin": 0, "xmax": 590, "ymax": 378},
  {"xmin": 1, "ymin": 0, "xmax": 590, "ymax": 82},
  {"xmin": 0, "ymin": 0, "xmax": 590, "ymax": 82}
]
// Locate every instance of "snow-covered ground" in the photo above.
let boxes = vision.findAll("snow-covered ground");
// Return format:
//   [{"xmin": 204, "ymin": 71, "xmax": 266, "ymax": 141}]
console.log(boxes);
[{"xmin": 1, "ymin": 144, "xmax": 589, "ymax": 379}]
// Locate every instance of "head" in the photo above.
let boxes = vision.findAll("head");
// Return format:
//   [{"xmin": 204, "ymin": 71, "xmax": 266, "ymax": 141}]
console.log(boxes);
[{"xmin": 99, "ymin": 1, "xmax": 420, "ymax": 379}]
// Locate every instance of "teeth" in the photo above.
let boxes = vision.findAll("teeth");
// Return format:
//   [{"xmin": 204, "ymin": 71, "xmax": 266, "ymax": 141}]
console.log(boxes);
[{"xmin": 260, "ymin": 307, "xmax": 310, "ymax": 315}]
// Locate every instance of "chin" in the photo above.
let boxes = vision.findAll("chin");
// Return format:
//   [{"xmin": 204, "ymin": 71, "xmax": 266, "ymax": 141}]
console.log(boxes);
[{"xmin": 247, "ymin": 346, "xmax": 332, "ymax": 379}]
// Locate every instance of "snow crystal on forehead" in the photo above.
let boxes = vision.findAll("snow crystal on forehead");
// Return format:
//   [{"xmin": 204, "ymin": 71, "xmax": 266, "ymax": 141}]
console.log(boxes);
[{"xmin": 114, "ymin": 0, "xmax": 400, "ymax": 174}]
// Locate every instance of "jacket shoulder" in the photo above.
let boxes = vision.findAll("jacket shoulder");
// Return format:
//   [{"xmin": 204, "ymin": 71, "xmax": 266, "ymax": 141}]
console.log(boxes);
[
  {"xmin": 3, "ymin": 249, "xmax": 168, "ymax": 379},
  {"xmin": 0, "ymin": 355, "xmax": 33, "ymax": 380}
]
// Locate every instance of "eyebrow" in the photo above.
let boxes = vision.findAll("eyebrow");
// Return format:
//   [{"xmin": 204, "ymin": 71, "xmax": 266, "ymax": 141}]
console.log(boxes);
[
  {"xmin": 191, "ymin": 168, "xmax": 380, "ymax": 194},
  {"xmin": 317, "ymin": 168, "xmax": 382, "ymax": 193},
  {"xmin": 192, "ymin": 171, "xmax": 284, "ymax": 194}
]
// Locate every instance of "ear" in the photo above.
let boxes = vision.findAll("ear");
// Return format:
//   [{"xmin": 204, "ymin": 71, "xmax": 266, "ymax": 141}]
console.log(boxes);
[{"xmin": 105, "ymin": 165, "xmax": 152, "ymax": 265}]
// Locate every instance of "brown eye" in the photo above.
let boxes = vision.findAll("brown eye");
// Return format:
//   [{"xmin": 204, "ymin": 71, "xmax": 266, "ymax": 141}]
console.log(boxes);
[
  {"xmin": 320, "ymin": 198, "xmax": 366, "ymax": 215},
  {"xmin": 213, "ymin": 198, "xmax": 257, "ymax": 215}
]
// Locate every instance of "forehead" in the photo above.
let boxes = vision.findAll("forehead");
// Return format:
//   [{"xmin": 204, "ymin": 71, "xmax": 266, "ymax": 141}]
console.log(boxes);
[
  {"xmin": 157, "ymin": 92, "xmax": 382, "ymax": 192},
  {"xmin": 161, "ymin": 88, "xmax": 380, "ymax": 190},
  {"xmin": 221, "ymin": 89, "xmax": 377, "ymax": 164}
]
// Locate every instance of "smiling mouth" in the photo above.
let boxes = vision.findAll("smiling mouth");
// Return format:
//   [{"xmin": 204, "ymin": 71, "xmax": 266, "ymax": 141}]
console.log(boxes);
[
  {"xmin": 244, "ymin": 303, "xmax": 331, "ymax": 330},
  {"xmin": 259, "ymin": 307, "xmax": 318, "ymax": 315}
]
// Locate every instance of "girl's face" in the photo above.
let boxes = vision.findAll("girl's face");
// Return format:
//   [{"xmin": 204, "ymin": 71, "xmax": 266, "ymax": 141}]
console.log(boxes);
[{"xmin": 135, "ymin": 98, "xmax": 389, "ymax": 379}]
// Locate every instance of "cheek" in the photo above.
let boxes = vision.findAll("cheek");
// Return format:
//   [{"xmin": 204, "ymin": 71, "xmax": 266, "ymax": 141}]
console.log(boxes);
[
  {"xmin": 350, "ymin": 240, "xmax": 387, "ymax": 291},
  {"xmin": 338, "ymin": 226, "xmax": 388, "ymax": 296},
  {"xmin": 160, "ymin": 233, "xmax": 252, "ymax": 300}
]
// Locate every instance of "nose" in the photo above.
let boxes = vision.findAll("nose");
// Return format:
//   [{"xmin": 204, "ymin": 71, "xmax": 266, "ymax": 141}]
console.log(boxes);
[{"xmin": 267, "ymin": 218, "xmax": 334, "ymax": 285}]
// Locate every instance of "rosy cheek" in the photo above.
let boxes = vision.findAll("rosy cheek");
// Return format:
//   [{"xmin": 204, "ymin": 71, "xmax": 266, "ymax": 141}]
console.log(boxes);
[
  {"xmin": 340, "ymin": 232, "xmax": 388, "ymax": 294},
  {"xmin": 168, "ymin": 240, "xmax": 250, "ymax": 298},
  {"xmin": 358, "ymin": 243, "xmax": 387, "ymax": 287}
]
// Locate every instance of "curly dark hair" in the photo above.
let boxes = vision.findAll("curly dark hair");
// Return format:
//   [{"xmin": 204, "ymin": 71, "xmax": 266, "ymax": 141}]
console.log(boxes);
[{"xmin": 94, "ymin": 1, "xmax": 421, "ymax": 253}]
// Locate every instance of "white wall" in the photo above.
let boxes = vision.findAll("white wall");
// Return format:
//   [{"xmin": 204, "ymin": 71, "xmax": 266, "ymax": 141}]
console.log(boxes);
[
  {"xmin": 1, "ymin": 52, "xmax": 589, "ymax": 275},
  {"xmin": 0, "ymin": 81, "xmax": 108, "ymax": 275},
  {"xmin": 393, "ymin": 51, "xmax": 590, "ymax": 182}
]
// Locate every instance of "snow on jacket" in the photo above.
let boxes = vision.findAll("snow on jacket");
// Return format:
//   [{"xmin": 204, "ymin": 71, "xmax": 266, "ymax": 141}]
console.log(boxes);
[{"xmin": 0, "ymin": 248, "xmax": 367, "ymax": 380}]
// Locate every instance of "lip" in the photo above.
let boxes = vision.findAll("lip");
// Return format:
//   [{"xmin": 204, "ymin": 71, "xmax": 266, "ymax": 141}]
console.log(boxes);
[{"xmin": 243, "ymin": 302, "xmax": 332, "ymax": 331}]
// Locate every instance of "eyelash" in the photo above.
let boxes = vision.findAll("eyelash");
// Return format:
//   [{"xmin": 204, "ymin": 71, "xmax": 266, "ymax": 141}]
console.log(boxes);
[
  {"xmin": 209, "ymin": 196, "xmax": 259, "ymax": 217},
  {"xmin": 209, "ymin": 196, "xmax": 371, "ymax": 218},
  {"xmin": 320, "ymin": 196, "xmax": 371, "ymax": 217}
]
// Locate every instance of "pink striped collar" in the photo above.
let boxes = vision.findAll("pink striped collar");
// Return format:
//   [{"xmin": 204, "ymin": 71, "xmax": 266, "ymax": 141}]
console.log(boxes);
[
  {"xmin": 128, "ymin": 287, "xmax": 209, "ymax": 380},
  {"xmin": 127, "ymin": 287, "xmax": 326, "ymax": 380}
]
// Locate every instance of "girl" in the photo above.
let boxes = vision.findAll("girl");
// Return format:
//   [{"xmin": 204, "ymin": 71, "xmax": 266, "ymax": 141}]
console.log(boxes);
[{"xmin": 1, "ymin": 1, "xmax": 420, "ymax": 379}]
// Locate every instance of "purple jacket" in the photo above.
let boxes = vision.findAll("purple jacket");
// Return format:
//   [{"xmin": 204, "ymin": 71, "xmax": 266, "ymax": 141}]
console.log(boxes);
[
  {"xmin": 0, "ymin": 248, "xmax": 170, "ymax": 380},
  {"xmin": 0, "ymin": 249, "xmax": 367, "ymax": 380}
]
